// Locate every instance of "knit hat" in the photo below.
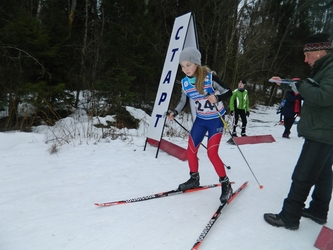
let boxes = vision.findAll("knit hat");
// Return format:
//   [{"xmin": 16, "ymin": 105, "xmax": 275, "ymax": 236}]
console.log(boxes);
[
  {"xmin": 303, "ymin": 33, "xmax": 333, "ymax": 52},
  {"xmin": 179, "ymin": 47, "xmax": 201, "ymax": 65}
]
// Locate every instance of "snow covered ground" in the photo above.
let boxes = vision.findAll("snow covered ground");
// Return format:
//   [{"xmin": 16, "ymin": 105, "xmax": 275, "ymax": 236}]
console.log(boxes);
[{"xmin": 0, "ymin": 105, "xmax": 331, "ymax": 250}]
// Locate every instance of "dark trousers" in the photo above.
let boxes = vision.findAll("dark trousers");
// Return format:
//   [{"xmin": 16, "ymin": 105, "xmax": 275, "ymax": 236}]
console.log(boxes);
[
  {"xmin": 233, "ymin": 109, "xmax": 247, "ymax": 134},
  {"xmin": 280, "ymin": 139, "xmax": 333, "ymax": 227},
  {"xmin": 283, "ymin": 116, "xmax": 296, "ymax": 135}
]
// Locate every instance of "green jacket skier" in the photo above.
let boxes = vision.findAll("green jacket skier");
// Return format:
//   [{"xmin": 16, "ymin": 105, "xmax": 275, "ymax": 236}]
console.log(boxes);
[{"xmin": 229, "ymin": 79, "xmax": 250, "ymax": 136}]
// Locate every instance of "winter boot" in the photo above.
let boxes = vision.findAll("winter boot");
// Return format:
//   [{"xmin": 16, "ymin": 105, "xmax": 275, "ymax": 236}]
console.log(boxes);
[
  {"xmin": 301, "ymin": 208, "xmax": 327, "ymax": 225},
  {"xmin": 178, "ymin": 172, "xmax": 200, "ymax": 191},
  {"xmin": 282, "ymin": 133, "xmax": 290, "ymax": 139},
  {"xmin": 219, "ymin": 176, "xmax": 233, "ymax": 203},
  {"xmin": 263, "ymin": 213, "xmax": 299, "ymax": 230}
]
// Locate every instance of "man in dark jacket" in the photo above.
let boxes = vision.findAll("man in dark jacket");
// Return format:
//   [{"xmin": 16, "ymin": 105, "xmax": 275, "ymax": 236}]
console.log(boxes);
[{"xmin": 264, "ymin": 33, "xmax": 333, "ymax": 230}]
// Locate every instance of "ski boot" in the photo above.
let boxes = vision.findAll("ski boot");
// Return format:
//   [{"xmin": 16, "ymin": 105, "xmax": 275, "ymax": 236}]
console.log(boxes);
[
  {"xmin": 219, "ymin": 176, "xmax": 233, "ymax": 203},
  {"xmin": 178, "ymin": 172, "xmax": 200, "ymax": 191}
]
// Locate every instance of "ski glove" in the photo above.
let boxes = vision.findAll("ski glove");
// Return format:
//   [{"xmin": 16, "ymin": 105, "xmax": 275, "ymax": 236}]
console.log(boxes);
[{"xmin": 246, "ymin": 111, "xmax": 250, "ymax": 117}]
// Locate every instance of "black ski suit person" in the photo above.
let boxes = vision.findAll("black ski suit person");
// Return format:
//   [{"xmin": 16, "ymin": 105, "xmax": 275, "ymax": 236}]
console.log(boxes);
[
  {"xmin": 229, "ymin": 79, "xmax": 250, "ymax": 137},
  {"xmin": 264, "ymin": 33, "xmax": 333, "ymax": 230}
]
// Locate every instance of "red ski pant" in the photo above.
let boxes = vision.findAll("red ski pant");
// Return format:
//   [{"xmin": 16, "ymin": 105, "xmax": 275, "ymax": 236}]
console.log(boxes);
[{"xmin": 187, "ymin": 117, "xmax": 226, "ymax": 177}]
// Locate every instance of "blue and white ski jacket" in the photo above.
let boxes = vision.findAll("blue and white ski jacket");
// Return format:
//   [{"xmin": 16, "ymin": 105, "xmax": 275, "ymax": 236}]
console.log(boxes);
[{"xmin": 174, "ymin": 73, "xmax": 231, "ymax": 120}]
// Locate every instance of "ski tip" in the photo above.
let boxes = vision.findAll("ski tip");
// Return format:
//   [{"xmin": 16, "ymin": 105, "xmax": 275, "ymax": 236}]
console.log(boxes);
[
  {"xmin": 191, "ymin": 242, "xmax": 201, "ymax": 250},
  {"xmin": 94, "ymin": 202, "xmax": 113, "ymax": 207},
  {"xmin": 260, "ymin": 185, "xmax": 264, "ymax": 189},
  {"xmin": 236, "ymin": 181, "xmax": 248, "ymax": 191},
  {"xmin": 239, "ymin": 181, "xmax": 248, "ymax": 187},
  {"xmin": 94, "ymin": 203, "xmax": 108, "ymax": 207}
]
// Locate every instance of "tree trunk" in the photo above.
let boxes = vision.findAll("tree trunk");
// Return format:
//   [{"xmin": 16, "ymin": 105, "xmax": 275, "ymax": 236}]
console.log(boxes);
[{"xmin": 68, "ymin": 0, "xmax": 77, "ymax": 36}]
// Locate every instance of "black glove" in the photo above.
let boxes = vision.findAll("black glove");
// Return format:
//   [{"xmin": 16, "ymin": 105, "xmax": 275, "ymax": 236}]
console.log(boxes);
[
  {"xmin": 230, "ymin": 111, "xmax": 234, "ymax": 116},
  {"xmin": 246, "ymin": 111, "xmax": 250, "ymax": 117}
]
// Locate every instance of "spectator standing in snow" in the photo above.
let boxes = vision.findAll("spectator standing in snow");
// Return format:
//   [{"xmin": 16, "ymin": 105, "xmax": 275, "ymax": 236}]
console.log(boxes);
[
  {"xmin": 167, "ymin": 47, "xmax": 233, "ymax": 203},
  {"xmin": 281, "ymin": 83, "xmax": 302, "ymax": 138},
  {"xmin": 229, "ymin": 79, "xmax": 250, "ymax": 137},
  {"xmin": 264, "ymin": 33, "xmax": 333, "ymax": 230}
]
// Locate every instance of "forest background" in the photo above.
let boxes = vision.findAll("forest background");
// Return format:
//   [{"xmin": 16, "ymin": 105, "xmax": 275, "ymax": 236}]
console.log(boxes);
[{"xmin": 0, "ymin": 0, "xmax": 333, "ymax": 132}]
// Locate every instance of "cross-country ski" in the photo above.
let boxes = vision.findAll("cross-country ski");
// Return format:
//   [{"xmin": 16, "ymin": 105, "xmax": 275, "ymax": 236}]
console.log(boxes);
[
  {"xmin": 191, "ymin": 181, "xmax": 248, "ymax": 250},
  {"xmin": 95, "ymin": 183, "xmax": 225, "ymax": 207}
]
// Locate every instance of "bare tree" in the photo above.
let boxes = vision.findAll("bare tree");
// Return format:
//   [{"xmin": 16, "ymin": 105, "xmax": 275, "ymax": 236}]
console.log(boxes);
[{"xmin": 68, "ymin": 0, "xmax": 77, "ymax": 35}]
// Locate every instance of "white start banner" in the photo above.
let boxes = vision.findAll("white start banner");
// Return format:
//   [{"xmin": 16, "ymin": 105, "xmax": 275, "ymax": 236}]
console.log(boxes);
[{"xmin": 147, "ymin": 12, "xmax": 198, "ymax": 141}]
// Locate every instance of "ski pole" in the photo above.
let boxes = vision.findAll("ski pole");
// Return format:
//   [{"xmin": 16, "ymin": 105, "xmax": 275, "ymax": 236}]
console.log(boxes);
[
  {"xmin": 206, "ymin": 93, "xmax": 263, "ymax": 189},
  {"xmin": 173, "ymin": 118, "xmax": 231, "ymax": 170}
]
